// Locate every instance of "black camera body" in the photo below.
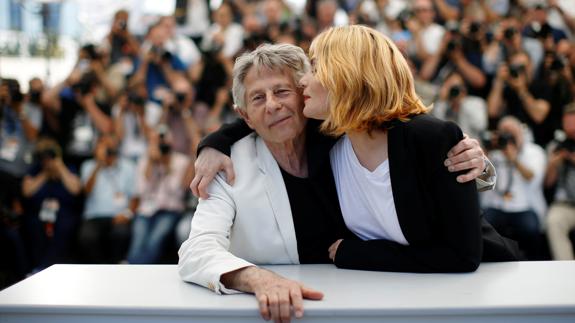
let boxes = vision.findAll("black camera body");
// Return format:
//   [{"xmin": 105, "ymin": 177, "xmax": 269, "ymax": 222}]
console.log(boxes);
[
  {"xmin": 556, "ymin": 139, "xmax": 575, "ymax": 153},
  {"xmin": 509, "ymin": 64, "xmax": 526, "ymax": 78},
  {"xmin": 128, "ymin": 93, "xmax": 145, "ymax": 107},
  {"xmin": 481, "ymin": 131, "xmax": 516, "ymax": 150},
  {"xmin": 448, "ymin": 85, "xmax": 464, "ymax": 100},
  {"xmin": 36, "ymin": 147, "xmax": 57, "ymax": 162},
  {"xmin": 446, "ymin": 39, "xmax": 461, "ymax": 52},
  {"xmin": 72, "ymin": 72, "xmax": 98, "ymax": 96},
  {"xmin": 503, "ymin": 27, "xmax": 517, "ymax": 41}
]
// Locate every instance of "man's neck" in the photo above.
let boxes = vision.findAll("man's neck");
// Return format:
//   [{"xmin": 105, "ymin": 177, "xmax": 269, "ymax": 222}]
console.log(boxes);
[{"xmin": 265, "ymin": 134, "xmax": 308, "ymax": 178}]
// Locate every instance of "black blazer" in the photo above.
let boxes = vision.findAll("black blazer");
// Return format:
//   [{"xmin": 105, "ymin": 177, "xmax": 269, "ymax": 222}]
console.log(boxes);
[
  {"xmin": 200, "ymin": 116, "xmax": 521, "ymax": 273},
  {"xmin": 335, "ymin": 114, "xmax": 513, "ymax": 273}
]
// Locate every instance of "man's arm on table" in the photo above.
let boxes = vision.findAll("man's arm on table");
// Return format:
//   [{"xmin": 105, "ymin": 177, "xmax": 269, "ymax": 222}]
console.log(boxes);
[
  {"xmin": 221, "ymin": 266, "xmax": 323, "ymax": 322},
  {"xmin": 179, "ymin": 173, "xmax": 322, "ymax": 322}
]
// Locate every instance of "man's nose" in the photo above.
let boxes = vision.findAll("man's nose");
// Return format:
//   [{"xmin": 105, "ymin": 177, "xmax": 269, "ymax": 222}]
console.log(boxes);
[{"xmin": 265, "ymin": 95, "xmax": 282, "ymax": 111}]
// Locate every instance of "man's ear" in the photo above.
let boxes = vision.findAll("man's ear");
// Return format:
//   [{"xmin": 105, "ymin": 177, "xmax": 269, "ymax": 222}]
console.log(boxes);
[{"xmin": 234, "ymin": 105, "xmax": 255, "ymax": 129}]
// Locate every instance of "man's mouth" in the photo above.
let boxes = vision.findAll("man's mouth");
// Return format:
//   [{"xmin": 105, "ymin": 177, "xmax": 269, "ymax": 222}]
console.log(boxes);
[{"xmin": 269, "ymin": 116, "xmax": 291, "ymax": 127}]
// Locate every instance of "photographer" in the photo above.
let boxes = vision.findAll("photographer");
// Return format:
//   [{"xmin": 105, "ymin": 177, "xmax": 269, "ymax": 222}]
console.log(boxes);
[
  {"xmin": 487, "ymin": 51, "xmax": 554, "ymax": 147},
  {"xmin": 128, "ymin": 22, "xmax": 187, "ymax": 104},
  {"xmin": 481, "ymin": 116, "xmax": 547, "ymax": 259},
  {"xmin": 20, "ymin": 138, "xmax": 82, "ymax": 272},
  {"xmin": 419, "ymin": 19, "xmax": 487, "ymax": 92},
  {"xmin": 545, "ymin": 103, "xmax": 575, "ymax": 260},
  {"xmin": 432, "ymin": 71, "xmax": 487, "ymax": 140},
  {"xmin": 78, "ymin": 135, "xmax": 136, "ymax": 264},
  {"xmin": 201, "ymin": 2, "xmax": 244, "ymax": 59},
  {"xmin": 522, "ymin": 3, "xmax": 567, "ymax": 51},
  {"xmin": 159, "ymin": 78, "xmax": 201, "ymax": 156},
  {"xmin": 1, "ymin": 79, "xmax": 39, "ymax": 190},
  {"xmin": 127, "ymin": 129, "xmax": 191, "ymax": 264},
  {"xmin": 482, "ymin": 17, "xmax": 543, "ymax": 77},
  {"xmin": 101, "ymin": 9, "xmax": 140, "ymax": 66},
  {"xmin": 407, "ymin": 0, "xmax": 446, "ymax": 63},
  {"xmin": 113, "ymin": 89, "xmax": 159, "ymax": 162}
]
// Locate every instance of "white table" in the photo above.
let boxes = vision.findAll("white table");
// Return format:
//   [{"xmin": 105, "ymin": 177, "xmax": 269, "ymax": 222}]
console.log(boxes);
[{"xmin": 0, "ymin": 262, "xmax": 574, "ymax": 323}]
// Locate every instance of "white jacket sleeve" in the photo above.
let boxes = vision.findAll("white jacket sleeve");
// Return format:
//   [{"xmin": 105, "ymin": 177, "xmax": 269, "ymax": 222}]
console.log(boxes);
[{"xmin": 177, "ymin": 173, "xmax": 255, "ymax": 294}]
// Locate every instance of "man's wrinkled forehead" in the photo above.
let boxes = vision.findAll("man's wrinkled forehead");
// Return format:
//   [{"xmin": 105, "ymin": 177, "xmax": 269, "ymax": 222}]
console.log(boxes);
[{"xmin": 244, "ymin": 66, "xmax": 297, "ymax": 90}]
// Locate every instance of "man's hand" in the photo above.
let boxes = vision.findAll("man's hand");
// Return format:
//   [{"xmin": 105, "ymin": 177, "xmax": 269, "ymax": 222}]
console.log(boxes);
[
  {"xmin": 444, "ymin": 135, "xmax": 486, "ymax": 183},
  {"xmin": 190, "ymin": 147, "xmax": 235, "ymax": 199},
  {"xmin": 221, "ymin": 267, "xmax": 323, "ymax": 323}
]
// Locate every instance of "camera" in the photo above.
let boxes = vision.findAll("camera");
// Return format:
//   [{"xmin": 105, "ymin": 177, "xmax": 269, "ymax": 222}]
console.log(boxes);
[
  {"xmin": 81, "ymin": 44, "xmax": 101, "ymax": 61},
  {"xmin": 481, "ymin": 131, "xmax": 516, "ymax": 150},
  {"xmin": 72, "ymin": 72, "xmax": 98, "ymax": 95},
  {"xmin": 448, "ymin": 85, "xmax": 463, "ymax": 100},
  {"xmin": 469, "ymin": 22, "xmax": 481, "ymax": 35},
  {"xmin": 509, "ymin": 64, "xmax": 526, "ymax": 78},
  {"xmin": 106, "ymin": 147, "xmax": 118, "ymax": 157},
  {"xmin": 36, "ymin": 147, "xmax": 57, "ymax": 162},
  {"xmin": 446, "ymin": 38, "xmax": 461, "ymax": 52},
  {"xmin": 503, "ymin": 27, "xmax": 516, "ymax": 41},
  {"xmin": 158, "ymin": 142, "xmax": 171, "ymax": 155},
  {"xmin": 550, "ymin": 56, "xmax": 565, "ymax": 71},
  {"xmin": 556, "ymin": 139, "xmax": 575, "ymax": 153},
  {"xmin": 128, "ymin": 93, "xmax": 145, "ymax": 107},
  {"xmin": 29, "ymin": 90, "xmax": 42, "ymax": 104},
  {"xmin": 175, "ymin": 92, "xmax": 187, "ymax": 104}
]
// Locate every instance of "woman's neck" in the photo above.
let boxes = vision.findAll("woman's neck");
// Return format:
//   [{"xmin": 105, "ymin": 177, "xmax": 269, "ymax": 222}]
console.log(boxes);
[
  {"xmin": 265, "ymin": 134, "xmax": 308, "ymax": 178},
  {"xmin": 347, "ymin": 130, "xmax": 388, "ymax": 172}
]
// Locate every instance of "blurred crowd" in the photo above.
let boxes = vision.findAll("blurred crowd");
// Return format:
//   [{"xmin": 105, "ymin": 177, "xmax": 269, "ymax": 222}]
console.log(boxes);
[{"xmin": 1, "ymin": 0, "xmax": 575, "ymax": 288}]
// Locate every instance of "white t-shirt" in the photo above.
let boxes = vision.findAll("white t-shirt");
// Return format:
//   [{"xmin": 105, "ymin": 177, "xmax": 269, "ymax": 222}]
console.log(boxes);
[
  {"xmin": 330, "ymin": 135, "xmax": 409, "ymax": 245},
  {"xmin": 421, "ymin": 24, "xmax": 446, "ymax": 56}
]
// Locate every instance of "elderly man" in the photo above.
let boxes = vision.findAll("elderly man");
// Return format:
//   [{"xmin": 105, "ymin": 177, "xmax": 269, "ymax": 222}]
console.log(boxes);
[{"xmin": 178, "ymin": 43, "xmax": 499, "ymax": 322}]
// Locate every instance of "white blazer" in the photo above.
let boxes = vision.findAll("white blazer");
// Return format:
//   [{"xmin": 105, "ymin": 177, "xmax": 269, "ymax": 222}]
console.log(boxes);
[{"xmin": 178, "ymin": 133, "xmax": 300, "ymax": 294}]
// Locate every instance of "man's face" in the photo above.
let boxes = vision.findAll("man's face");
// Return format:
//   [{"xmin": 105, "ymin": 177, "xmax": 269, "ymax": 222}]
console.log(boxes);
[
  {"xmin": 414, "ymin": 0, "xmax": 434, "ymax": 25},
  {"xmin": 239, "ymin": 67, "xmax": 307, "ymax": 145}
]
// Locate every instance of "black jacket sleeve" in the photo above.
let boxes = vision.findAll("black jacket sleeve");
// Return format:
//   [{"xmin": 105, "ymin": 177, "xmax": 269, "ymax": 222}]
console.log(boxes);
[
  {"xmin": 197, "ymin": 119, "xmax": 252, "ymax": 156},
  {"xmin": 334, "ymin": 120, "xmax": 482, "ymax": 273}
]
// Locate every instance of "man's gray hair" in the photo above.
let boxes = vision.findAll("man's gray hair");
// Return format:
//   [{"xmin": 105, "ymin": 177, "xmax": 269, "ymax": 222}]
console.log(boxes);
[{"xmin": 232, "ymin": 43, "xmax": 310, "ymax": 111}]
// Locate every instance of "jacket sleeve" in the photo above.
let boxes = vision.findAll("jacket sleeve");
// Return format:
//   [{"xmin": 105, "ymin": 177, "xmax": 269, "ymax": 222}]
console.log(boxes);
[
  {"xmin": 334, "ymin": 121, "xmax": 482, "ymax": 273},
  {"xmin": 177, "ymin": 173, "xmax": 254, "ymax": 294},
  {"xmin": 197, "ymin": 119, "xmax": 252, "ymax": 156}
]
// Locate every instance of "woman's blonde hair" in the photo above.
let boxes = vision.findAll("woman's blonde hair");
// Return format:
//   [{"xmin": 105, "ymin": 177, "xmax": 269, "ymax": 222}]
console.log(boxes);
[{"xmin": 309, "ymin": 25, "xmax": 428, "ymax": 136}]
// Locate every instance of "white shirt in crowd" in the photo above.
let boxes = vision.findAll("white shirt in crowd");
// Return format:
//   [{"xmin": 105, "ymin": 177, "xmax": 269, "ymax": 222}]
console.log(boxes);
[
  {"xmin": 432, "ymin": 96, "xmax": 488, "ymax": 141},
  {"xmin": 481, "ymin": 141, "xmax": 547, "ymax": 223}
]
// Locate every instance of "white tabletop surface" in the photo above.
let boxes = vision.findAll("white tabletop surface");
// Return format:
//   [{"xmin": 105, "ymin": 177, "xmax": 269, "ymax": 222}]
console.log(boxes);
[{"xmin": 1, "ymin": 261, "xmax": 574, "ymax": 321}]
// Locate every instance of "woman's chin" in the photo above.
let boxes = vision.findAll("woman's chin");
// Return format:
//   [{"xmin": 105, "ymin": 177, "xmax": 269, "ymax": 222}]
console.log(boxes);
[{"xmin": 303, "ymin": 106, "xmax": 327, "ymax": 121}]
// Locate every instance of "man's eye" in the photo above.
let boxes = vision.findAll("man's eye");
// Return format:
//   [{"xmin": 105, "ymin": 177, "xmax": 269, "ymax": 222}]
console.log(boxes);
[{"xmin": 252, "ymin": 95, "xmax": 263, "ymax": 102}]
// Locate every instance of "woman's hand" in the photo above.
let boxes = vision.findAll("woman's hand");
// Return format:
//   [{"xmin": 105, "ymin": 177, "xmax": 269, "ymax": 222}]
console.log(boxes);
[{"xmin": 328, "ymin": 239, "xmax": 343, "ymax": 261}]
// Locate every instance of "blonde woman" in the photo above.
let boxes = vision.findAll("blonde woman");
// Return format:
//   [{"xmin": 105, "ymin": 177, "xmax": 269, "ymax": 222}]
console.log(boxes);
[{"xmin": 300, "ymin": 25, "xmax": 494, "ymax": 272}]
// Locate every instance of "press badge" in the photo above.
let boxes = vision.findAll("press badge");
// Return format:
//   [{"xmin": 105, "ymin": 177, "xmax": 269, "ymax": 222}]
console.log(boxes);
[
  {"xmin": 0, "ymin": 138, "xmax": 20, "ymax": 162},
  {"xmin": 39, "ymin": 199, "xmax": 60, "ymax": 223}
]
